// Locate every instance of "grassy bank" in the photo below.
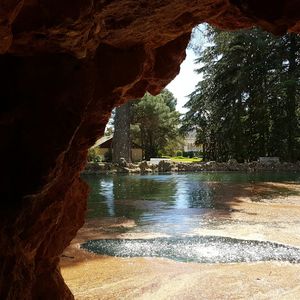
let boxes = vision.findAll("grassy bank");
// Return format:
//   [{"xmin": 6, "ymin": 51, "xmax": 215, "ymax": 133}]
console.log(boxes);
[{"xmin": 170, "ymin": 157, "xmax": 202, "ymax": 163}]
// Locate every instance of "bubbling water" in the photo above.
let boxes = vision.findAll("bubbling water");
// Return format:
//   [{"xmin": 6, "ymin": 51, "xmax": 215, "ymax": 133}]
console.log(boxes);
[{"xmin": 81, "ymin": 236, "xmax": 300, "ymax": 264}]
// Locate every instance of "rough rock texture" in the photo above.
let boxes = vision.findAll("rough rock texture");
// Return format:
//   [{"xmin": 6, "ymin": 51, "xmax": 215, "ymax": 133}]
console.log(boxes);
[{"xmin": 1, "ymin": 1, "xmax": 300, "ymax": 299}]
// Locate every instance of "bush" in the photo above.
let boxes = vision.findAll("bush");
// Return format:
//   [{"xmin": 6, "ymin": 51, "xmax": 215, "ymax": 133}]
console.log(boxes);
[
  {"xmin": 87, "ymin": 148, "xmax": 102, "ymax": 163},
  {"xmin": 176, "ymin": 150, "xmax": 183, "ymax": 157},
  {"xmin": 183, "ymin": 151, "xmax": 195, "ymax": 158}
]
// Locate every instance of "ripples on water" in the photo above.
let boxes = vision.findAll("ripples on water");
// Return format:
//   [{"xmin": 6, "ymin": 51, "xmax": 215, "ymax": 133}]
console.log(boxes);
[
  {"xmin": 82, "ymin": 172, "xmax": 300, "ymax": 263},
  {"xmin": 82, "ymin": 236, "xmax": 300, "ymax": 264}
]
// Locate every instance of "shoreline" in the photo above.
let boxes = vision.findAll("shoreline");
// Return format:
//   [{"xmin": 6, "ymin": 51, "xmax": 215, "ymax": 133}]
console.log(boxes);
[{"xmin": 83, "ymin": 160, "xmax": 300, "ymax": 175}]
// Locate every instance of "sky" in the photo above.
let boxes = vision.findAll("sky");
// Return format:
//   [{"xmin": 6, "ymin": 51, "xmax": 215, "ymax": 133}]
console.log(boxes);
[
  {"xmin": 166, "ymin": 49, "xmax": 200, "ymax": 113},
  {"xmin": 166, "ymin": 24, "xmax": 207, "ymax": 113}
]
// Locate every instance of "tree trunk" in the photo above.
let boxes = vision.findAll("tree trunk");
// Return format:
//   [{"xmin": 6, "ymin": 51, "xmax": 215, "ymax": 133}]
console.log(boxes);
[
  {"xmin": 112, "ymin": 102, "xmax": 132, "ymax": 163},
  {"xmin": 286, "ymin": 33, "xmax": 297, "ymax": 162}
]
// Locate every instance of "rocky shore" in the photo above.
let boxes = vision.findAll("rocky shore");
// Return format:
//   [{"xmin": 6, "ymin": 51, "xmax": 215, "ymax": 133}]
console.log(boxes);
[{"xmin": 83, "ymin": 159, "xmax": 300, "ymax": 174}]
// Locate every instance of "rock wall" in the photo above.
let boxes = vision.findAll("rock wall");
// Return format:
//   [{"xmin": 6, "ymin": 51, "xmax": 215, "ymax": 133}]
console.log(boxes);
[{"xmin": 1, "ymin": 1, "xmax": 300, "ymax": 299}]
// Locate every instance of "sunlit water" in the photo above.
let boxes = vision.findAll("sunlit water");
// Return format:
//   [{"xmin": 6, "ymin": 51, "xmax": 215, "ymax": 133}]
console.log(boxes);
[
  {"xmin": 82, "ymin": 236, "xmax": 300, "ymax": 263},
  {"xmin": 82, "ymin": 172, "xmax": 300, "ymax": 263}
]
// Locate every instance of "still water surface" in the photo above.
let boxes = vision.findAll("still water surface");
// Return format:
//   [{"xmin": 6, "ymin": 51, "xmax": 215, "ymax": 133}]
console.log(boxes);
[{"xmin": 82, "ymin": 172, "xmax": 300, "ymax": 263}]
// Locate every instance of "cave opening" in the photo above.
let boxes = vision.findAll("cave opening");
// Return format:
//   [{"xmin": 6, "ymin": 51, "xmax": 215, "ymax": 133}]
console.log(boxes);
[
  {"xmin": 1, "ymin": 1, "xmax": 300, "ymax": 299},
  {"xmin": 61, "ymin": 24, "xmax": 300, "ymax": 298}
]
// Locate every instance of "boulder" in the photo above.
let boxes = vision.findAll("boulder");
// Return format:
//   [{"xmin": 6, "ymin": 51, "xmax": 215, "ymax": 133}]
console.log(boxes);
[{"xmin": 158, "ymin": 160, "xmax": 173, "ymax": 172}]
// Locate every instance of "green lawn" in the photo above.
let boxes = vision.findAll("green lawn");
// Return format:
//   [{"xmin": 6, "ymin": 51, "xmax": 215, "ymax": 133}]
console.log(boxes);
[{"xmin": 170, "ymin": 157, "xmax": 203, "ymax": 163}]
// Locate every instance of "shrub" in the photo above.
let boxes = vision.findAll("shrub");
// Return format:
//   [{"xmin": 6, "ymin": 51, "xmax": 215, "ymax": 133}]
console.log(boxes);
[
  {"xmin": 183, "ymin": 151, "xmax": 195, "ymax": 158},
  {"xmin": 176, "ymin": 150, "xmax": 183, "ymax": 157},
  {"xmin": 87, "ymin": 148, "xmax": 102, "ymax": 163}
]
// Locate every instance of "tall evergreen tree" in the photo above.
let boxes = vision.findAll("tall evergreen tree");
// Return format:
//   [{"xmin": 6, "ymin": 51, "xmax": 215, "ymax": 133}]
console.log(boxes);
[
  {"xmin": 183, "ymin": 26, "xmax": 300, "ymax": 162},
  {"xmin": 131, "ymin": 90, "xmax": 181, "ymax": 160}
]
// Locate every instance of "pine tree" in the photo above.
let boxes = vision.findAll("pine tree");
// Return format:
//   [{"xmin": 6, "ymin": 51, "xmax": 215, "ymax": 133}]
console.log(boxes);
[
  {"xmin": 131, "ymin": 90, "xmax": 181, "ymax": 160},
  {"xmin": 183, "ymin": 26, "xmax": 300, "ymax": 162}
]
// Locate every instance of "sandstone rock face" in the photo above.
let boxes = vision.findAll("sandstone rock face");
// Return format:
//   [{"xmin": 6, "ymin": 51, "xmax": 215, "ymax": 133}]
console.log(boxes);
[{"xmin": 1, "ymin": 1, "xmax": 300, "ymax": 299}]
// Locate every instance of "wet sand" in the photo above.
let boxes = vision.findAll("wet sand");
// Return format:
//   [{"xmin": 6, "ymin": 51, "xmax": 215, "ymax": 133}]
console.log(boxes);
[
  {"xmin": 194, "ymin": 182, "xmax": 300, "ymax": 247},
  {"xmin": 61, "ymin": 182, "xmax": 300, "ymax": 299}
]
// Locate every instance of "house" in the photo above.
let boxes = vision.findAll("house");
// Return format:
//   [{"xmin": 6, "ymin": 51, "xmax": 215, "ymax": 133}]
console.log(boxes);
[
  {"xmin": 92, "ymin": 135, "xmax": 143, "ymax": 162},
  {"xmin": 183, "ymin": 130, "xmax": 203, "ymax": 153}
]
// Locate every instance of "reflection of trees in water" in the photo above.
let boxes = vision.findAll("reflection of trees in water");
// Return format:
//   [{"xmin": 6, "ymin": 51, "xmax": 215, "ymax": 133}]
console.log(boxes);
[
  {"xmin": 111, "ymin": 175, "xmax": 177, "ymax": 202},
  {"xmin": 100, "ymin": 180, "xmax": 114, "ymax": 216},
  {"xmin": 112, "ymin": 175, "xmax": 177, "ymax": 220},
  {"xmin": 83, "ymin": 172, "xmax": 300, "ymax": 220},
  {"xmin": 83, "ymin": 174, "xmax": 177, "ymax": 220},
  {"xmin": 174, "ymin": 178, "xmax": 216, "ymax": 209},
  {"xmin": 83, "ymin": 175, "xmax": 111, "ymax": 218}
]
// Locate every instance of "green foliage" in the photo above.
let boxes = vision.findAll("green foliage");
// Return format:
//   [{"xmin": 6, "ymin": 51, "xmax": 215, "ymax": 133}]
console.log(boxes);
[
  {"xmin": 87, "ymin": 148, "xmax": 102, "ymax": 163},
  {"xmin": 104, "ymin": 126, "xmax": 114, "ymax": 137},
  {"xmin": 131, "ymin": 89, "xmax": 182, "ymax": 160},
  {"xmin": 183, "ymin": 151, "xmax": 195, "ymax": 158},
  {"xmin": 176, "ymin": 150, "xmax": 183, "ymax": 157},
  {"xmin": 183, "ymin": 26, "xmax": 300, "ymax": 162}
]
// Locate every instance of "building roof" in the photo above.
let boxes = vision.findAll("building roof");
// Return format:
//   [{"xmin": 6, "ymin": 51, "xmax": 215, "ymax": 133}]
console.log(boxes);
[
  {"xmin": 91, "ymin": 135, "xmax": 113, "ymax": 148},
  {"xmin": 91, "ymin": 135, "xmax": 142, "ymax": 149}
]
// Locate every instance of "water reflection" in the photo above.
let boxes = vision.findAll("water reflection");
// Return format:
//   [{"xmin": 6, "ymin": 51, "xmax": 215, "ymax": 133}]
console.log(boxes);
[
  {"xmin": 174, "ymin": 176, "xmax": 215, "ymax": 209},
  {"xmin": 83, "ymin": 172, "xmax": 300, "ymax": 235},
  {"xmin": 85, "ymin": 174, "xmax": 178, "ymax": 221},
  {"xmin": 99, "ymin": 180, "xmax": 114, "ymax": 216}
]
